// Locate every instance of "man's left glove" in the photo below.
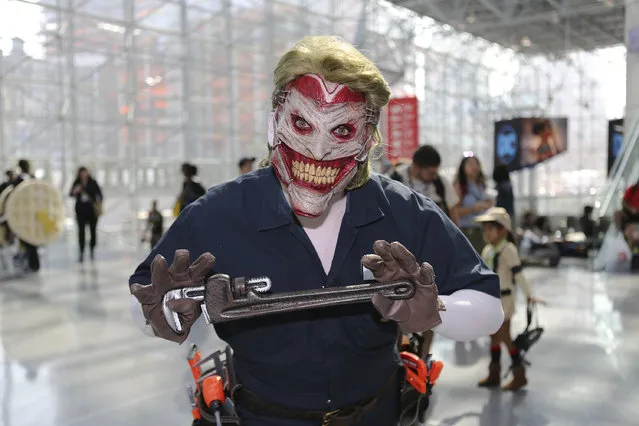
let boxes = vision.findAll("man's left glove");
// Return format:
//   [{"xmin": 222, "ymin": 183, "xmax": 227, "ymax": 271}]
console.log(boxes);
[
  {"xmin": 130, "ymin": 249, "xmax": 216, "ymax": 344},
  {"xmin": 362, "ymin": 240, "xmax": 444, "ymax": 333}
]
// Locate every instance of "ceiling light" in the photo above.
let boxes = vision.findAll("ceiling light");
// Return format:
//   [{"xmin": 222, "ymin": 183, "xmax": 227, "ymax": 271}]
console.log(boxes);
[
  {"xmin": 97, "ymin": 22, "xmax": 126, "ymax": 34},
  {"xmin": 521, "ymin": 36, "xmax": 532, "ymax": 47},
  {"xmin": 466, "ymin": 15, "xmax": 476, "ymax": 24}
]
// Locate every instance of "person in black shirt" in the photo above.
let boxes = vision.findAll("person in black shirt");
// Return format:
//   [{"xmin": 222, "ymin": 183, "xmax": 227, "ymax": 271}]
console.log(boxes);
[
  {"xmin": 0, "ymin": 170, "xmax": 15, "ymax": 195},
  {"xmin": 176, "ymin": 163, "xmax": 206, "ymax": 214},
  {"xmin": 239, "ymin": 157, "xmax": 256, "ymax": 175},
  {"xmin": 0, "ymin": 170, "xmax": 16, "ymax": 250},
  {"xmin": 69, "ymin": 166, "xmax": 103, "ymax": 263},
  {"xmin": 579, "ymin": 205, "xmax": 595, "ymax": 240},
  {"xmin": 493, "ymin": 164, "xmax": 515, "ymax": 220},
  {"xmin": 14, "ymin": 159, "xmax": 40, "ymax": 271},
  {"xmin": 142, "ymin": 200, "xmax": 164, "ymax": 249}
]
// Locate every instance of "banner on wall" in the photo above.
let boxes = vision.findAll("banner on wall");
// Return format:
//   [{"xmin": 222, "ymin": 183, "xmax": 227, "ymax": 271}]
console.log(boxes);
[
  {"xmin": 608, "ymin": 118, "xmax": 624, "ymax": 175},
  {"xmin": 386, "ymin": 96, "xmax": 419, "ymax": 160},
  {"xmin": 494, "ymin": 117, "xmax": 568, "ymax": 172}
]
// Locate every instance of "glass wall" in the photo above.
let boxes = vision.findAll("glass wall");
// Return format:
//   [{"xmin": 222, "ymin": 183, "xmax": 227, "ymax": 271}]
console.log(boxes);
[{"xmin": 0, "ymin": 0, "xmax": 626, "ymax": 231}]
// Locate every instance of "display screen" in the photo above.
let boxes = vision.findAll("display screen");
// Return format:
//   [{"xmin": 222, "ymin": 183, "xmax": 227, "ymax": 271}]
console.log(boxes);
[
  {"xmin": 494, "ymin": 117, "xmax": 568, "ymax": 172},
  {"xmin": 608, "ymin": 118, "xmax": 624, "ymax": 175}
]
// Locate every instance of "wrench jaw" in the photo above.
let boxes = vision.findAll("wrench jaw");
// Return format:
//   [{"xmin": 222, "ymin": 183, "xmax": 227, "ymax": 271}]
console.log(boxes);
[
  {"xmin": 163, "ymin": 289, "xmax": 185, "ymax": 334},
  {"xmin": 163, "ymin": 286, "xmax": 207, "ymax": 333}
]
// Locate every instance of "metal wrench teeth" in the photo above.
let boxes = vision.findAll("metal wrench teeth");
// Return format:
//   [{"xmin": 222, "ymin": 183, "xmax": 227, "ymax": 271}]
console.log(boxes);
[{"xmin": 246, "ymin": 276, "xmax": 272, "ymax": 293}]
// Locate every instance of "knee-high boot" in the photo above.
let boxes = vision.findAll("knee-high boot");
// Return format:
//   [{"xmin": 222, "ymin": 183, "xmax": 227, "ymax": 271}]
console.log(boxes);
[
  {"xmin": 478, "ymin": 345, "xmax": 501, "ymax": 387},
  {"xmin": 502, "ymin": 349, "xmax": 528, "ymax": 391}
]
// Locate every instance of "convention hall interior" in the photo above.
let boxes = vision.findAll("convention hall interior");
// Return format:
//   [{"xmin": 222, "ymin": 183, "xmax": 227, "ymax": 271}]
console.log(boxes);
[{"xmin": 0, "ymin": 0, "xmax": 638, "ymax": 425}]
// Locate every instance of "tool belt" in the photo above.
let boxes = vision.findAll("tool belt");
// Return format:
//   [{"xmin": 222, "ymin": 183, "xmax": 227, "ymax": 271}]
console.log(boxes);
[{"xmin": 232, "ymin": 369, "xmax": 399, "ymax": 426}]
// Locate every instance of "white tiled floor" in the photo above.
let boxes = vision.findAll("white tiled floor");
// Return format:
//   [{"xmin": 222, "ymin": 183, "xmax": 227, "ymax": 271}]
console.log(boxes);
[{"xmin": 1, "ymin": 238, "xmax": 637, "ymax": 426}]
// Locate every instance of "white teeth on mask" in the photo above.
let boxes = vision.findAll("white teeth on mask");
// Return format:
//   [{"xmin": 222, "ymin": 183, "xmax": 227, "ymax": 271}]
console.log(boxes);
[{"xmin": 290, "ymin": 160, "xmax": 340, "ymax": 185}]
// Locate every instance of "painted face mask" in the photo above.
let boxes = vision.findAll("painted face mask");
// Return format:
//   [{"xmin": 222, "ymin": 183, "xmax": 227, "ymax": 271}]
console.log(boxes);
[{"xmin": 270, "ymin": 74, "xmax": 378, "ymax": 218}]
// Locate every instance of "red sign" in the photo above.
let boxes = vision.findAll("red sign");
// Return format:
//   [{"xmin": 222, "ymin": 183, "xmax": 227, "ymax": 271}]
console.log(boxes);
[{"xmin": 386, "ymin": 96, "xmax": 419, "ymax": 160}]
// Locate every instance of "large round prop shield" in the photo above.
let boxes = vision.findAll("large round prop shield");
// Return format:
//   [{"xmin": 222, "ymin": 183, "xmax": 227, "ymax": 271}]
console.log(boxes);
[{"xmin": 5, "ymin": 180, "xmax": 65, "ymax": 246}]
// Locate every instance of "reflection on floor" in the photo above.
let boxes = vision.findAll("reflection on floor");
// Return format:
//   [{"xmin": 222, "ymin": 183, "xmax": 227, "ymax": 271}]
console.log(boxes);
[{"xmin": 1, "ymin": 239, "xmax": 638, "ymax": 426}]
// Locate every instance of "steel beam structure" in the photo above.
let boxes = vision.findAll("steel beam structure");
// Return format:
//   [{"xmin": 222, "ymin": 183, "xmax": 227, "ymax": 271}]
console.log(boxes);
[
  {"xmin": 0, "ymin": 0, "xmax": 625, "ymax": 232},
  {"xmin": 465, "ymin": 2, "xmax": 625, "ymax": 31}
]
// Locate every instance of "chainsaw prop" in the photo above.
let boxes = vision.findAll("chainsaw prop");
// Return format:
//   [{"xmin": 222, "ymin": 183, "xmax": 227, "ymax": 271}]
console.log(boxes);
[{"xmin": 171, "ymin": 276, "xmax": 443, "ymax": 426}]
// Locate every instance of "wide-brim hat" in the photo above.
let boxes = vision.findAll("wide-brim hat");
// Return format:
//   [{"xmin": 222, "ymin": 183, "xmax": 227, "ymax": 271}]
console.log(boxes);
[{"xmin": 474, "ymin": 207, "xmax": 512, "ymax": 232}]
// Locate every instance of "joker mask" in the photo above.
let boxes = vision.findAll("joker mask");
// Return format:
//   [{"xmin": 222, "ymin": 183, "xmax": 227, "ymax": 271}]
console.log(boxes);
[{"xmin": 270, "ymin": 74, "xmax": 378, "ymax": 218}]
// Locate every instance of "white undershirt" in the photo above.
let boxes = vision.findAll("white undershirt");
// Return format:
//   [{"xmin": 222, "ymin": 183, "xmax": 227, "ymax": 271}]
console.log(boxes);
[{"xmin": 296, "ymin": 192, "xmax": 347, "ymax": 275}]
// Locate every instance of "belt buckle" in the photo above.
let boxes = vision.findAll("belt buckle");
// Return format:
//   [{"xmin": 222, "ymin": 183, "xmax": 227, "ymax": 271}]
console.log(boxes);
[{"xmin": 322, "ymin": 409, "xmax": 340, "ymax": 426}]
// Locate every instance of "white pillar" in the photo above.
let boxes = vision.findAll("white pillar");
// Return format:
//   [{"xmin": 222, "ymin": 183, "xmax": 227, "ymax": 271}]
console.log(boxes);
[{"xmin": 626, "ymin": 0, "xmax": 639, "ymax": 131}]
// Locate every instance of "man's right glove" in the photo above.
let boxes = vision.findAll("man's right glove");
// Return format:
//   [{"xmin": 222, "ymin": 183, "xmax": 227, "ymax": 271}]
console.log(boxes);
[{"xmin": 130, "ymin": 249, "xmax": 215, "ymax": 344}]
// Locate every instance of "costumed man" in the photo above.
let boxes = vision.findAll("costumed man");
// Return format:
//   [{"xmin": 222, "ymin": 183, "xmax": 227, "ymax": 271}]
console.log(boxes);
[{"xmin": 129, "ymin": 36, "xmax": 503, "ymax": 426}]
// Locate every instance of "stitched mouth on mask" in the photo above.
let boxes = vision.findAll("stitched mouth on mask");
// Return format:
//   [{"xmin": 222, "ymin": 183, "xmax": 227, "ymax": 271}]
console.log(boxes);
[{"xmin": 280, "ymin": 144, "xmax": 357, "ymax": 191}]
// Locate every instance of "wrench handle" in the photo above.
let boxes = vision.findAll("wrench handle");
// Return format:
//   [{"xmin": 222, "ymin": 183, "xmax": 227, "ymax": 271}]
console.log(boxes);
[
  {"xmin": 213, "ymin": 280, "xmax": 415, "ymax": 323},
  {"xmin": 163, "ymin": 280, "xmax": 415, "ymax": 331}
]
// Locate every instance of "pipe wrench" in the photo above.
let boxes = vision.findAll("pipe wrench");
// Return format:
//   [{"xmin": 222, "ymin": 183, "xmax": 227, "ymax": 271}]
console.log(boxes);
[{"xmin": 163, "ymin": 275, "xmax": 415, "ymax": 333}]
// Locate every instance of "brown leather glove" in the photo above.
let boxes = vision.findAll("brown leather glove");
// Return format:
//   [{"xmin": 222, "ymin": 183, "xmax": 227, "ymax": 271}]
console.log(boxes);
[
  {"xmin": 130, "ymin": 250, "xmax": 215, "ymax": 344},
  {"xmin": 362, "ymin": 240, "xmax": 443, "ymax": 333}
]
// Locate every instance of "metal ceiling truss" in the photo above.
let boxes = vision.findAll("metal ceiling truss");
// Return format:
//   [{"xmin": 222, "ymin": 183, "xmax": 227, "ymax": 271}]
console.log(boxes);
[{"xmin": 388, "ymin": 0, "xmax": 625, "ymax": 54}]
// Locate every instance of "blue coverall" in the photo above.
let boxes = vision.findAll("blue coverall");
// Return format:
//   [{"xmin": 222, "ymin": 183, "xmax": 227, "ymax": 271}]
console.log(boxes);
[{"xmin": 130, "ymin": 166, "xmax": 500, "ymax": 426}]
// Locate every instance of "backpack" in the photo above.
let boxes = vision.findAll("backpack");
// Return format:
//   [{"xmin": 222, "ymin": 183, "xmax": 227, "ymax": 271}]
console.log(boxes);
[{"xmin": 390, "ymin": 170, "xmax": 449, "ymax": 217}]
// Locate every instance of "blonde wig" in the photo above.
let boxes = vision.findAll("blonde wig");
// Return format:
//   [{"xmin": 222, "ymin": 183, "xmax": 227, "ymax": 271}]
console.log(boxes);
[{"xmin": 261, "ymin": 36, "xmax": 391, "ymax": 190}]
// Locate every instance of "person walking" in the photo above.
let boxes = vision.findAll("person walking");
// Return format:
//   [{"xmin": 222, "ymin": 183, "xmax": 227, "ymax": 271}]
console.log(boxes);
[
  {"xmin": 142, "ymin": 200, "xmax": 164, "ymax": 250},
  {"xmin": 69, "ymin": 166, "xmax": 103, "ymax": 263},
  {"xmin": 14, "ymin": 159, "xmax": 40, "ymax": 272},
  {"xmin": 493, "ymin": 164, "xmax": 515, "ymax": 219}
]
